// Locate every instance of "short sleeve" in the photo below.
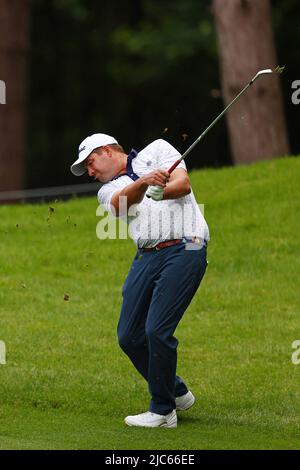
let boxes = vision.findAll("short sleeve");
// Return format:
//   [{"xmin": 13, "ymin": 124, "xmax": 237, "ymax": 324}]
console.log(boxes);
[
  {"xmin": 97, "ymin": 182, "xmax": 120, "ymax": 215},
  {"xmin": 154, "ymin": 139, "xmax": 187, "ymax": 171}
]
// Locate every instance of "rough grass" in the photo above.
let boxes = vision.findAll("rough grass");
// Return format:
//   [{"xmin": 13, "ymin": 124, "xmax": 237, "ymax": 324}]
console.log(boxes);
[{"xmin": 0, "ymin": 156, "xmax": 300, "ymax": 449}]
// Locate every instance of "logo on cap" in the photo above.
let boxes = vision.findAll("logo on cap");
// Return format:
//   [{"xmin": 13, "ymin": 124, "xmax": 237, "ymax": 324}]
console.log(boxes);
[{"xmin": 79, "ymin": 146, "xmax": 86, "ymax": 155}]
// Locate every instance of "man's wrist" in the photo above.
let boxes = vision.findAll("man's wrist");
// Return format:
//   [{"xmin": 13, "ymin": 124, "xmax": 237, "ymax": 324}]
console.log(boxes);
[{"xmin": 139, "ymin": 176, "xmax": 149, "ymax": 191}]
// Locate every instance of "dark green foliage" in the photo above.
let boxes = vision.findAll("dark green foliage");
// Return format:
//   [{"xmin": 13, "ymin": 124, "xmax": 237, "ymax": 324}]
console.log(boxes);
[
  {"xmin": 27, "ymin": 0, "xmax": 299, "ymax": 189},
  {"xmin": 272, "ymin": 0, "xmax": 300, "ymax": 154},
  {"xmin": 27, "ymin": 0, "xmax": 229, "ymax": 188}
]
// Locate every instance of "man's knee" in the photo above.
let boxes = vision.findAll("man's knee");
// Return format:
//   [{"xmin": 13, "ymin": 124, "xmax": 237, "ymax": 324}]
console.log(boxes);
[
  {"xmin": 118, "ymin": 327, "xmax": 145, "ymax": 353},
  {"xmin": 145, "ymin": 325, "xmax": 162, "ymax": 344},
  {"xmin": 146, "ymin": 324, "xmax": 178, "ymax": 350}
]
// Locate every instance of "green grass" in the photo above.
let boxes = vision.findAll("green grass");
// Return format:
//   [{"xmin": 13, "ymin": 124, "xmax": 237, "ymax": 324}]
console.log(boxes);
[{"xmin": 0, "ymin": 156, "xmax": 300, "ymax": 449}]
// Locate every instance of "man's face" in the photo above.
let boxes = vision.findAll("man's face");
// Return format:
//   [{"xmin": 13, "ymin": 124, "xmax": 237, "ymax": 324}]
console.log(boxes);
[{"xmin": 84, "ymin": 146, "xmax": 117, "ymax": 183}]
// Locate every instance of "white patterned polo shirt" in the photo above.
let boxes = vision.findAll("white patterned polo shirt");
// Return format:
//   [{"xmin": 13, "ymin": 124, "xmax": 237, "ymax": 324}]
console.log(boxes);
[{"xmin": 98, "ymin": 139, "xmax": 210, "ymax": 248}]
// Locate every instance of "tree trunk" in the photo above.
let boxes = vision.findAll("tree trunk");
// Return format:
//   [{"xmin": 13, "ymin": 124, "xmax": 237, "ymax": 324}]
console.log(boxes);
[
  {"xmin": 212, "ymin": 0, "xmax": 290, "ymax": 164},
  {"xmin": 0, "ymin": 0, "xmax": 29, "ymax": 191}
]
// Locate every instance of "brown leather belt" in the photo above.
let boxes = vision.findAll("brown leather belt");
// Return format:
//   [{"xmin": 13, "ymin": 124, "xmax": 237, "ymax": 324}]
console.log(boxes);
[
  {"xmin": 141, "ymin": 239, "xmax": 183, "ymax": 252},
  {"xmin": 139, "ymin": 237, "xmax": 207, "ymax": 252}
]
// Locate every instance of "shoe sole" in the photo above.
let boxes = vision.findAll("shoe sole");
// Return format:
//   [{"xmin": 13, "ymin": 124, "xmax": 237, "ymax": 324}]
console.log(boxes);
[
  {"xmin": 125, "ymin": 421, "xmax": 177, "ymax": 428},
  {"xmin": 160, "ymin": 423, "xmax": 177, "ymax": 428},
  {"xmin": 125, "ymin": 419, "xmax": 177, "ymax": 428}
]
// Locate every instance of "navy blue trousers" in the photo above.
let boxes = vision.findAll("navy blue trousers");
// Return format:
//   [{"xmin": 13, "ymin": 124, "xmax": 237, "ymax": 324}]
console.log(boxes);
[{"xmin": 117, "ymin": 241, "xmax": 208, "ymax": 415}]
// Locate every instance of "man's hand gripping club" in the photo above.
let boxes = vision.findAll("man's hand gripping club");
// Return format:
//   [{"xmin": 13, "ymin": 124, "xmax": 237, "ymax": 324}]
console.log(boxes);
[{"xmin": 145, "ymin": 169, "xmax": 170, "ymax": 201}]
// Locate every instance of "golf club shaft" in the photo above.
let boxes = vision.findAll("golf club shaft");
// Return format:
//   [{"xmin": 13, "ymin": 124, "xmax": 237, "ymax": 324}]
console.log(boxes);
[{"xmin": 167, "ymin": 73, "xmax": 260, "ymax": 175}]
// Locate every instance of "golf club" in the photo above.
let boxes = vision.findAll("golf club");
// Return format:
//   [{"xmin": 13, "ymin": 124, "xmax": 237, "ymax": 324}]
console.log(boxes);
[
  {"xmin": 167, "ymin": 66, "xmax": 285, "ymax": 175},
  {"xmin": 146, "ymin": 66, "xmax": 284, "ymax": 198}
]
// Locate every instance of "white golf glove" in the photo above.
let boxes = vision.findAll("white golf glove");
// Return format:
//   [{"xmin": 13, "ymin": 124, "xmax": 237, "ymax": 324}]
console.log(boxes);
[{"xmin": 146, "ymin": 185, "xmax": 164, "ymax": 201}]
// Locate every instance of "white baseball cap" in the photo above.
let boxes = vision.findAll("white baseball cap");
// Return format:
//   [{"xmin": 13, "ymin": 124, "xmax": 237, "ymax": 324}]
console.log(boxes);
[{"xmin": 70, "ymin": 133, "xmax": 118, "ymax": 176}]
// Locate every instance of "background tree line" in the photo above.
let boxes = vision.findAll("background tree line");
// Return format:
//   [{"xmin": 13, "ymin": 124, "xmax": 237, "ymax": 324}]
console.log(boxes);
[{"xmin": 0, "ymin": 0, "xmax": 299, "ymax": 191}]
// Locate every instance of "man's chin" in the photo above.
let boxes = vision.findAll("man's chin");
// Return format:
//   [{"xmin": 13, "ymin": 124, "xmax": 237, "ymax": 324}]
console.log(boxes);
[{"xmin": 96, "ymin": 175, "xmax": 110, "ymax": 183}]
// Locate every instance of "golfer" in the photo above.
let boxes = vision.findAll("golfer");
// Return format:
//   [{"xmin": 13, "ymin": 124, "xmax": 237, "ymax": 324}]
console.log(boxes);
[{"xmin": 71, "ymin": 133, "xmax": 209, "ymax": 428}]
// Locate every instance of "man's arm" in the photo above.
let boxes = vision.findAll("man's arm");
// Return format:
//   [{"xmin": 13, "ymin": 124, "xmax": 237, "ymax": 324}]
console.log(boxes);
[
  {"xmin": 163, "ymin": 169, "xmax": 191, "ymax": 200},
  {"xmin": 110, "ymin": 169, "xmax": 170, "ymax": 216}
]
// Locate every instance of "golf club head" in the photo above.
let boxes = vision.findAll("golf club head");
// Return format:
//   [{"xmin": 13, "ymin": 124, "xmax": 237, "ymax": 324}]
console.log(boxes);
[
  {"xmin": 256, "ymin": 68, "xmax": 273, "ymax": 77},
  {"xmin": 252, "ymin": 65, "xmax": 285, "ymax": 83}
]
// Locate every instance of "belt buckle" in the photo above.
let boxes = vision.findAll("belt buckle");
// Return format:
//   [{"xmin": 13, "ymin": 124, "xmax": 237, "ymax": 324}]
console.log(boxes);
[
  {"xmin": 183, "ymin": 236, "xmax": 198, "ymax": 244},
  {"xmin": 183, "ymin": 236, "xmax": 206, "ymax": 250}
]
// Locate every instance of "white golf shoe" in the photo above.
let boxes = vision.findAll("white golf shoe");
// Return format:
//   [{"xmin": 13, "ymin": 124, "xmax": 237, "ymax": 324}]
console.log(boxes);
[
  {"xmin": 175, "ymin": 391, "xmax": 195, "ymax": 411},
  {"xmin": 125, "ymin": 410, "xmax": 177, "ymax": 428}
]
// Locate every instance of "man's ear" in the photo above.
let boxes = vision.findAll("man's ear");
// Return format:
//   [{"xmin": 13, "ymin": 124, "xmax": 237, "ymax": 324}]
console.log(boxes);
[{"xmin": 102, "ymin": 146, "xmax": 112, "ymax": 158}]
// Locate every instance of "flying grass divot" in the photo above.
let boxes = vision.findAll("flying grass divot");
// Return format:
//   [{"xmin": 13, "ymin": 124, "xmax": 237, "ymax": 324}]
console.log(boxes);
[{"xmin": 0, "ymin": 340, "xmax": 6, "ymax": 365}]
